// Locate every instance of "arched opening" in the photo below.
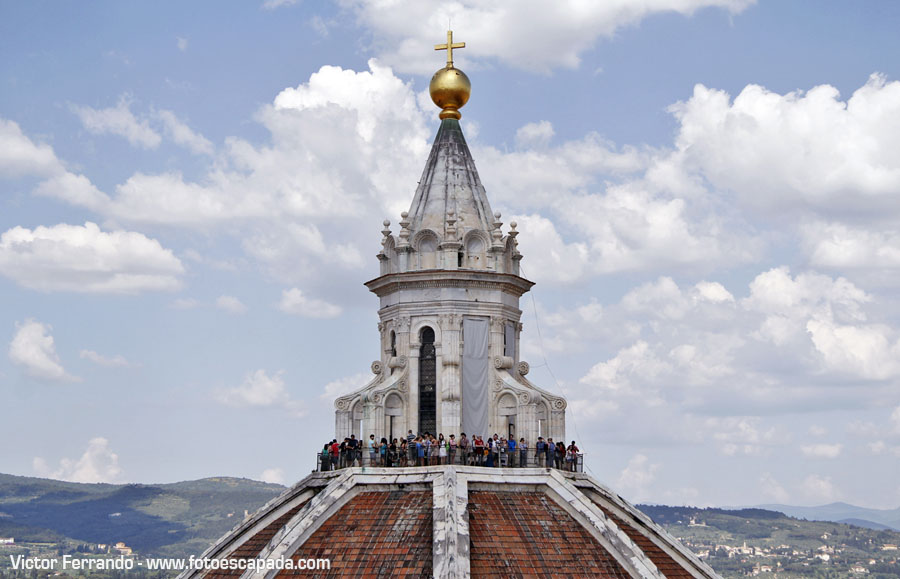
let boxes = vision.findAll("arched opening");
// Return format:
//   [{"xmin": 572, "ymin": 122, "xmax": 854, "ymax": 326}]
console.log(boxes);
[
  {"xmin": 390, "ymin": 331, "xmax": 397, "ymax": 358},
  {"xmin": 498, "ymin": 393, "xmax": 517, "ymax": 441},
  {"xmin": 351, "ymin": 401, "xmax": 364, "ymax": 441},
  {"xmin": 416, "ymin": 231, "xmax": 439, "ymax": 270},
  {"xmin": 465, "ymin": 234, "xmax": 485, "ymax": 269},
  {"xmin": 385, "ymin": 393, "xmax": 403, "ymax": 442},
  {"xmin": 418, "ymin": 326, "xmax": 436, "ymax": 436}
]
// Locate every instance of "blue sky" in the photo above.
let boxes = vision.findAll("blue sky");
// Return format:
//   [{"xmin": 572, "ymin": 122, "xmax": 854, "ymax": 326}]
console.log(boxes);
[{"xmin": 2, "ymin": 0, "xmax": 899, "ymax": 509}]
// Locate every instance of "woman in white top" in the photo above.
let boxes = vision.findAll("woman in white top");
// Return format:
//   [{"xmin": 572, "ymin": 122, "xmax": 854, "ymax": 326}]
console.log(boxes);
[{"xmin": 438, "ymin": 433, "xmax": 448, "ymax": 464}]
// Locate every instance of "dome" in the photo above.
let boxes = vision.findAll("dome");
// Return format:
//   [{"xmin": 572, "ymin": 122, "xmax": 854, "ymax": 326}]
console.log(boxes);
[{"xmin": 184, "ymin": 465, "xmax": 721, "ymax": 578}]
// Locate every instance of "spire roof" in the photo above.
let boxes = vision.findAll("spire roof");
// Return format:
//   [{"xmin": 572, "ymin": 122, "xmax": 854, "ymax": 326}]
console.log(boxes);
[{"xmin": 406, "ymin": 117, "xmax": 495, "ymax": 239}]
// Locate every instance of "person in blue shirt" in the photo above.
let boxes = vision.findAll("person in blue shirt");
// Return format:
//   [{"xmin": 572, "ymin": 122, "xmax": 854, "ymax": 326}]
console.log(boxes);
[
  {"xmin": 507, "ymin": 437, "xmax": 516, "ymax": 467},
  {"xmin": 536, "ymin": 437, "xmax": 546, "ymax": 467},
  {"xmin": 416, "ymin": 437, "xmax": 425, "ymax": 466}
]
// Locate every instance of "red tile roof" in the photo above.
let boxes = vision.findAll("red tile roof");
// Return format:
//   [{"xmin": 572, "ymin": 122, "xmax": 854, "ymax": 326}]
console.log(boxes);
[
  {"xmin": 206, "ymin": 499, "xmax": 310, "ymax": 579},
  {"xmin": 598, "ymin": 505, "xmax": 695, "ymax": 578},
  {"xmin": 278, "ymin": 490, "xmax": 433, "ymax": 578},
  {"xmin": 468, "ymin": 491, "xmax": 631, "ymax": 578}
]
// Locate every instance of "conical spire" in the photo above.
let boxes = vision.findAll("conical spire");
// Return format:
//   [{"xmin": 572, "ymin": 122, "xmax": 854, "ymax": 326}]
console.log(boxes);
[{"xmin": 406, "ymin": 118, "xmax": 495, "ymax": 240}]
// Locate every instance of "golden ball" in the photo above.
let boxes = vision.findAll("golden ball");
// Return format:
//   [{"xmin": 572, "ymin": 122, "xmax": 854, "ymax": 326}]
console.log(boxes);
[{"xmin": 429, "ymin": 66, "xmax": 471, "ymax": 119}]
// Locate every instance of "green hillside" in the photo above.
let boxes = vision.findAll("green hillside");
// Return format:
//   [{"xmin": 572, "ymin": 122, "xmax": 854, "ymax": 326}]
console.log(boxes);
[
  {"xmin": 0, "ymin": 473, "xmax": 285, "ymax": 560},
  {"xmin": 641, "ymin": 505, "xmax": 900, "ymax": 578}
]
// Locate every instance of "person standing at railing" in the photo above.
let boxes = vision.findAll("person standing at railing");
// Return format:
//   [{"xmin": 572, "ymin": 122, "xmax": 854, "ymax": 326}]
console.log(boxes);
[
  {"xmin": 567, "ymin": 441, "xmax": 580, "ymax": 472},
  {"xmin": 321, "ymin": 443, "xmax": 331, "ymax": 471},
  {"xmin": 473, "ymin": 435, "xmax": 484, "ymax": 466},
  {"xmin": 417, "ymin": 436, "xmax": 426, "ymax": 466},
  {"xmin": 459, "ymin": 433, "xmax": 468, "ymax": 465},
  {"xmin": 506, "ymin": 436, "xmax": 516, "ymax": 467},
  {"xmin": 330, "ymin": 440, "xmax": 340, "ymax": 470},
  {"xmin": 449, "ymin": 434, "xmax": 457, "ymax": 464},
  {"xmin": 545, "ymin": 438, "xmax": 554, "ymax": 468},
  {"xmin": 536, "ymin": 437, "xmax": 545, "ymax": 467},
  {"xmin": 518, "ymin": 438, "xmax": 528, "ymax": 468}
]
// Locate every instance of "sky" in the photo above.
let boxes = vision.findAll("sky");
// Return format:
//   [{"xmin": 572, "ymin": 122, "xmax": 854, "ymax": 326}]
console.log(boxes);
[{"xmin": 1, "ymin": 0, "xmax": 899, "ymax": 509}]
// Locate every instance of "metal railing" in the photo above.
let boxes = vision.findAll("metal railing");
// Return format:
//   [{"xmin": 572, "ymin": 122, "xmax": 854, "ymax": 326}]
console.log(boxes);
[{"xmin": 316, "ymin": 447, "xmax": 583, "ymax": 473}]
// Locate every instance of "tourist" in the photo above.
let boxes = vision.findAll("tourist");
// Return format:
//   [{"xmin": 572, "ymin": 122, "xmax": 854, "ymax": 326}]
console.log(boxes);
[
  {"xmin": 507, "ymin": 436, "xmax": 516, "ymax": 467},
  {"xmin": 545, "ymin": 438, "xmax": 554, "ymax": 468},
  {"xmin": 407, "ymin": 429, "xmax": 415, "ymax": 445},
  {"xmin": 368, "ymin": 434, "xmax": 377, "ymax": 466},
  {"xmin": 536, "ymin": 437, "xmax": 545, "ymax": 467},
  {"xmin": 518, "ymin": 438, "xmax": 528, "ymax": 468},
  {"xmin": 555, "ymin": 442, "xmax": 565, "ymax": 469},
  {"xmin": 567, "ymin": 441, "xmax": 579, "ymax": 472},
  {"xmin": 417, "ymin": 436, "xmax": 426, "ymax": 466},
  {"xmin": 473, "ymin": 435, "xmax": 485, "ymax": 466},
  {"xmin": 449, "ymin": 434, "xmax": 457, "ymax": 464},
  {"xmin": 438, "ymin": 433, "xmax": 448, "ymax": 465},
  {"xmin": 424, "ymin": 435, "xmax": 432, "ymax": 465},
  {"xmin": 348, "ymin": 435, "xmax": 359, "ymax": 467},
  {"xmin": 330, "ymin": 439, "xmax": 340, "ymax": 470},
  {"xmin": 407, "ymin": 437, "xmax": 416, "ymax": 466},
  {"xmin": 320, "ymin": 443, "xmax": 331, "ymax": 471},
  {"xmin": 459, "ymin": 433, "xmax": 468, "ymax": 465}
]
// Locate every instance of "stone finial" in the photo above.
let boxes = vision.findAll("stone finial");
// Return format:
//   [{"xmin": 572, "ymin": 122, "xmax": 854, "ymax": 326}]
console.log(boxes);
[
  {"xmin": 398, "ymin": 211, "xmax": 411, "ymax": 247},
  {"xmin": 492, "ymin": 211, "xmax": 503, "ymax": 246},
  {"xmin": 445, "ymin": 208, "xmax": 457, "ymax": 238},
  {"xmin": 381, "ymin": 219, "xmax": 391, "ymax": 243}
]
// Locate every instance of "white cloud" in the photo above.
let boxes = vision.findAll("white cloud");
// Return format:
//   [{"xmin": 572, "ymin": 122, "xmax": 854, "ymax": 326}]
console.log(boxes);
[
  {"xmin": 33, "ymin": 172, "xmax": 109, "ymax": 211},
  {"xmin": 217, "ymin": 369, "xmax": 306, "ymax": 416},
  {"xmin": 515, "ymin": 120, "xmax": 555, "ymax": 149},
  {"xmin": 760, "ymin": 473, "xmax": 790, "ymax": 503},
  {"xmin": 79, "ymin": 349, "xmax": 131, "ymax": 368},
  {"xmin": 800, "ymin": 443, "xmax": 843, "ymax": 459},
  {"xmin": 320, "ymin": 372, "xmax": 370, "ymax": 401},
  {"xmin": 72, "ymin": 96, "xmax": 161, "ymax": 149},
  {"xmin": 801, "ymin": 474, "xmax": 840, "ymax": 503},
  {"xmin": 156, "ymin": 110, "xmax": 214, "ymax": 156},
  {"xmin": 216, "ymin": 295, "xmax": 248, "ymax": 315},
  {"xmin": 803, "ymin": 222, "xmax": 900, "ymax": 270},
  {"xmin": 9, "ymin": 319, "xmax": 78, "ymax": 382},
  {"xmin": 809, "ymin": 425, "xmax": 827, "ymax": 437},
  {"xmin": 339, "ymin": 0, "xmax": 755, "ymax": 73},
  {"xmin": 262, "ymin": 0, "xmax": 296, "ymax": 9},
  {"xmin": 33, "ymin": 437, "xmax": 123, "ymax": 483},
  {"xmin": 0, "ymin": 222, "xmax": 184, "ymax": 294},
  {"xmin": 668, "ymin": 74, "xmax": 900, "ymax": 218},
  {"xmin": 278, "ymin": 288, "xmax": 342, "ymax": 319},
  {"xmin": 615, "ymin": 454, "xmax": 660, "ymax": 502},
  {"xmin": 708, "ymin": 417, "xmax": 777, "ymax": 456},
  {"xmin": 891, "ymin": 406, "xmax": 900, "ymax": 435},
  {"xmin": 0, "ymin": 118, "xmax": 63, "ymax": 177},
  {"xmin": 258, "ymin": 467, "xmax": 286, "ymax": 485},
  {"xmin": 176, "ymin": 37, "xmax": 188, "ymax": 52}
]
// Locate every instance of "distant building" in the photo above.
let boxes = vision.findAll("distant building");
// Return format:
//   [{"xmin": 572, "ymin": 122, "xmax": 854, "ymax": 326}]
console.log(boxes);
[
  {"xmin": 0, "ymin": 538, "xmax": 13, "ymax": 545},
  {"xmin": 114, "ymin": 542, "xmax": 132, "ymax": 556}
]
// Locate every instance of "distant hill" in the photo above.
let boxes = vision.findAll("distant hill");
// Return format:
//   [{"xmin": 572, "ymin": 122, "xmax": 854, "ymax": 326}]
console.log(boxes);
[
  {"xmin": 0, "ymin": 473, "xmax": 285, "ymax": 558},
  {"xmin": 755, "ymin": 502, "xmax": 900, "ymax": 531}
]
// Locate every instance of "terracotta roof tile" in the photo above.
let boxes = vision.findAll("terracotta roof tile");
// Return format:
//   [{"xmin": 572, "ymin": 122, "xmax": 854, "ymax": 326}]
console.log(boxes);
[
  {"xmin": 206, "ymin": 499, "xmax": 310, "ymax": 579},
  {"xmin": 598, "ymin": 505, "xmax": 695, "ymax": 578},
  {"xmin": 468, "ymin": 491, "xmax": 631, "ymax": 578},
  {"xmin": 278, "ymin": 490, "xmax": 432, "ymax": 578}
]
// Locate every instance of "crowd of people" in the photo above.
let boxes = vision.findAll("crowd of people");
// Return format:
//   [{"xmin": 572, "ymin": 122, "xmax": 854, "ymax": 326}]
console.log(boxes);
[{"xmin": 319, "ymin": 431, "xmax": 581, "ymax": 472}]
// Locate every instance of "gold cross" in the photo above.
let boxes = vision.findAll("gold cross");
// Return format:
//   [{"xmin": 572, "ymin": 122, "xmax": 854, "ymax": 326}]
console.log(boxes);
[{"xmin": 434, "ymin": 30, "xmax": 465, "ymax": 68}]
